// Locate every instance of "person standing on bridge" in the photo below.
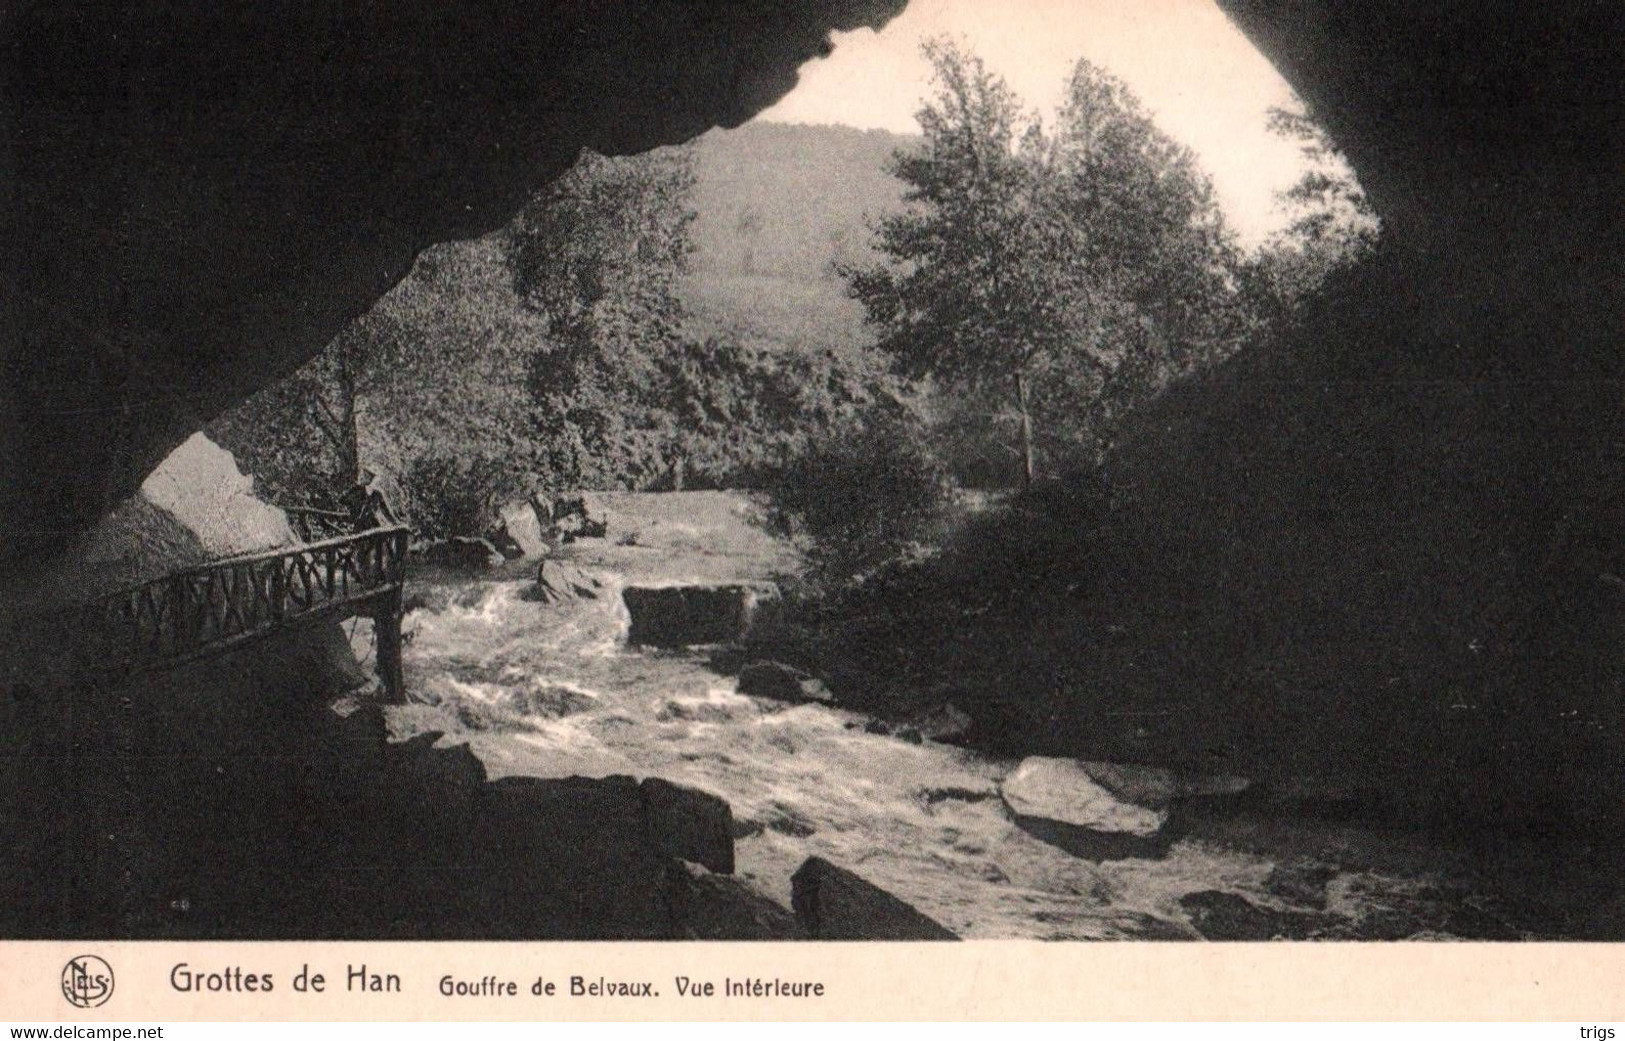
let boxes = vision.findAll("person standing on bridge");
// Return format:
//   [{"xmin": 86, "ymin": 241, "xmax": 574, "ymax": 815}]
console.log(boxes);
[{"xmin": 340, "ymin": 468, "xmax": 399, "ymax": 530}]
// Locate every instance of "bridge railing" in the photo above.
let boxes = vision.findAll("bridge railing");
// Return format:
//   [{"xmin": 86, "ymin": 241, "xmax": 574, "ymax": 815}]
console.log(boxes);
[
  {"xmin": 75, "ymin": 525, "xmax": 411, "ymax": 698},
  {"xmin": 282, "ymin": 505, "xmax": 360, "ymax": 544}
]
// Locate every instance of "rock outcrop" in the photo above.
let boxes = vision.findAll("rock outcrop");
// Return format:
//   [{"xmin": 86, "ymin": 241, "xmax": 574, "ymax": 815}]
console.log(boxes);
[
  {"xmin": 4, "ymin": 432, "xmax": 297, "ymax": 619},
  {"xmin": 641, "ymin": 777, "xmax": 735, "ymax": 875},
  {"xmin": 527, "ymin": 560, "xmax": 608, "ymax": 605},
  {"xmin": 999, "ymin": 758, "xmax": 1172, "ymax": 861},
  {"xmin": 0, "ymin": 433, "xmax": 367, "ymax": 696},
  {"xmin": 736, "ymin": 660, "xmax": 834, "ymax": 705},
  {"xmin": 3, "ymin": 681, "xmax": 770, "ymax": 938},
  {"xmin": 663, "ymin": 861, "xmax": 805, "ymax": 940},
  {"xmin": 790, "ymin": 857, "xmax": 957, "ymax": 940},
  {"xmin": 623, "ymin": 583, "xmax": 782, "ymax": 648}
]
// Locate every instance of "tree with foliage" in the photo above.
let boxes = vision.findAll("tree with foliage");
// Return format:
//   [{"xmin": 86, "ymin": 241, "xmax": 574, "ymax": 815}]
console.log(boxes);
[
  {"xmin": 1267, "ymin": 106, "xmax": 1378, "ymax": 253},
  {"xmin": 212, "ymin": 149, "xmax": 698, "ymax": 535},
  {"xmin": 1244, "ymin": 106, "xmax": 1380, "ymax": 317},
  {"xmin": 507, "ymin": 148, "xmax": 702, "ymax": 490},
  {"xmin": 845, "ymin": 40, "xmax": 1242, "ymax": 486},
  {"xmin": 846, "ymin": 40, "xmax": 1071, "ymax": 488},
  {"xmin": 216, "ymin": 141, "xmax": 903, "ymax": 538},
  {"xmin": 1039, "ymin": 58, "xmax": 1243, "ymax": 458}
]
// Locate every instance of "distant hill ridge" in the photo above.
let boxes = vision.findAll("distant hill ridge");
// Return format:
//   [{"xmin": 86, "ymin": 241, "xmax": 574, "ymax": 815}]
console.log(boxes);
[{"xmin": 687, "ymin": 121, "xmax": 917, "ymax": 285}]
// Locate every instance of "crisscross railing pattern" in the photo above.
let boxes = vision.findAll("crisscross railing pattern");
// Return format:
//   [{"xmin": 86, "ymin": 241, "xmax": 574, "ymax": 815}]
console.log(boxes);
[{"xmin": 77, "ymin": 525, "xmax": 410, "ymax": 699}]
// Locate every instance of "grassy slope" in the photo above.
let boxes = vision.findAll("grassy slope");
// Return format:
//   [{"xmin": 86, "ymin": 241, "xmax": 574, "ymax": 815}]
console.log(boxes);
[{"xmin": 680, "ymin": 122, "xmax": 912, "ymax": 354}]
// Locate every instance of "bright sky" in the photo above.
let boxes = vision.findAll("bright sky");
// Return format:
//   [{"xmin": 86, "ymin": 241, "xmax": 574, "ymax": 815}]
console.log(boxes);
[{"xmin": 756, "ymin": 0, "xmax": 1311, "ymax": 246}]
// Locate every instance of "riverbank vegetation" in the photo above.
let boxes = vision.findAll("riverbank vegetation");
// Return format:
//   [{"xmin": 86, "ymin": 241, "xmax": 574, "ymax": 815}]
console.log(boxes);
[{"xmin": 213, "ymin": 37, "xmax": 1373, "ymax": 625}]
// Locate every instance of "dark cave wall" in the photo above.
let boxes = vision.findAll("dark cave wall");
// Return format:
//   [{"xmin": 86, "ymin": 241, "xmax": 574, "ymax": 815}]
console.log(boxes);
[
  {"xmin": 1038, "ymin": 1, "xmax": 1624, "ymax": 806},
  {"xmin": 4, "ymin": 2, "xmax": 1617, "ymax": 572},
  {"xmin": 1216, "ymin": 0, "xmax": 1623, "ymax": 383},
  {"xmin": 0, "ymin": 0, "xmax": 908, "ymax": 567}
]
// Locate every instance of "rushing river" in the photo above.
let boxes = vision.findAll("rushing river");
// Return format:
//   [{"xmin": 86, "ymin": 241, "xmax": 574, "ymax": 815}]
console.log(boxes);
[{"xmin": 374, "ymin": 493, "xmax": 1554, "ymax": 940}]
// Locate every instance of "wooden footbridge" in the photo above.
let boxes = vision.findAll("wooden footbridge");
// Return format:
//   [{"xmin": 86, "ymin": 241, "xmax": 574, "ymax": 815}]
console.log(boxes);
[{"xmin": 74, "ymin": 525, "xmax": 411, "ymax": 701}]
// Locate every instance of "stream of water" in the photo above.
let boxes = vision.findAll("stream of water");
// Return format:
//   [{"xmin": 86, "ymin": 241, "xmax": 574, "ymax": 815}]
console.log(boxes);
[{"xmin": 383, "ymin": 563, "xmax": 1541, "ymax": 940}]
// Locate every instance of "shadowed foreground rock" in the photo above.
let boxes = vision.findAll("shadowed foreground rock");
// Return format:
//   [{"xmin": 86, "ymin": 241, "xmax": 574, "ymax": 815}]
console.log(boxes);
[
  {"xmin": 0, "ymin": 677, "xmax": 772, "ymax": 938},
  {"xmin": 641, "ymin": 777, "xmax": 735, "ymax": 875},
  {"xmin": 664, "ymin": 861, "xmax": 805, "ymax": 940},
  {"xmin": 790, "ymin": 857, "xmax": 957, "ymax": 940}
]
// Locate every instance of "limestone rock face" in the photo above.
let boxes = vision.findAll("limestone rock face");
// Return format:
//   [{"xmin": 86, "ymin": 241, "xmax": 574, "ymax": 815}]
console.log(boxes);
[
  {"xmin": 8, "ymin": 432, "xmax": 296, "ymax": 618},
  {"xmin": 0, "ymin": 433, "xmax": 369, "ymax": 702},
  {"xmin": 139, "ymin": 432, "xmax": 298, "ymax": 557},
  {"xmin": 790, "ymin": 857, "xmax": 957, "ymax": 941}
]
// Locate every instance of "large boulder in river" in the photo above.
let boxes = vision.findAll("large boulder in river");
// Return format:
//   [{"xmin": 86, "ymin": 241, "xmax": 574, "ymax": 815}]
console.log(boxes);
[
  {"xmin": 418, "ymin": 536, "xmax": 504, "ymax": 569},
  {"xmin": 526, "ymin": 560, "xmax": 607, "ymax": 604},
  {"xmin": 999, "ymin": 758, "xmax": 1251, "ymax": 861},
  {"xmin": 736, "ymin": 660, "xmax": 833, "ymax": 705},
  {"xmin": 623, "ymin": 582, "xmax": 782, "ymax": 648},
  {"xmin": 790, "ymin": 857, "xmax": 957, "ymax": 940},
  {"xmin": 999, "ymin": 757, "xmax": 1172, "ymax": 861}
]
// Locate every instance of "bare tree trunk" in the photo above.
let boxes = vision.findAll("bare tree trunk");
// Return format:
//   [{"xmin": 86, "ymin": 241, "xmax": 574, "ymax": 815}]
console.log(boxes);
[
  {"xmin": 1015, "ymin": 370, "xmax": 1036, "ymax": 491},
  {"xmin": 335, "ymin": 347, "xmax": 361, "ymax": 488},
  {"xmin": 308, "ymin": 345, "xmax": 363, "ymax": 495}
]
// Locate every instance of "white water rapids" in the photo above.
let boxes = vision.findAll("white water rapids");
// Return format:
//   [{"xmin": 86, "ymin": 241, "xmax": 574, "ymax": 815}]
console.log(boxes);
[{"xmin": 380, "ymin": 565, "xmax": 1528, "ymax": 940}]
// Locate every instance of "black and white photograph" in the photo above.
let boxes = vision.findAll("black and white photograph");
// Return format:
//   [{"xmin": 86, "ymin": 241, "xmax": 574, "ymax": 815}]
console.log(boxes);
[{"xmin": 1, "ymin": 0, "xmax": 1621, "ymax": 957}]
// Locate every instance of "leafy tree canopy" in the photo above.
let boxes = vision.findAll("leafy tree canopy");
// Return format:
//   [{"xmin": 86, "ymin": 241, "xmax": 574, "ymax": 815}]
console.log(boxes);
[{"xmin": 845, "ymin": 39, "xmax": 1244, "ymax": 485}]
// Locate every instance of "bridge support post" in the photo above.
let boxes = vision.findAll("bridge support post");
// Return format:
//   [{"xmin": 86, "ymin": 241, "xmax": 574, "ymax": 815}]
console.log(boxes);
[{"xmin": 371, "ymin": 587, "xmax": 406, "ymax": 705}]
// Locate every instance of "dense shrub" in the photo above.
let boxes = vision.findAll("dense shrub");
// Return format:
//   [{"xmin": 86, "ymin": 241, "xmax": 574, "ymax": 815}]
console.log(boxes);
[
  {"xmin": 395, "ymin": 453, "xmax": 528, "ymax": 542},
  {"xmin": 762, "ymin": 419, "xmax": 953, "ymax": 594}
]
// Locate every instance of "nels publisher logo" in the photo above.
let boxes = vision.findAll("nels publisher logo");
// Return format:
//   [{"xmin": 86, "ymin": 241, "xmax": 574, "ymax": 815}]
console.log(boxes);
[{"xmin": 61, "ymin": 955, "xmax": 114, "ymax": 1009}]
